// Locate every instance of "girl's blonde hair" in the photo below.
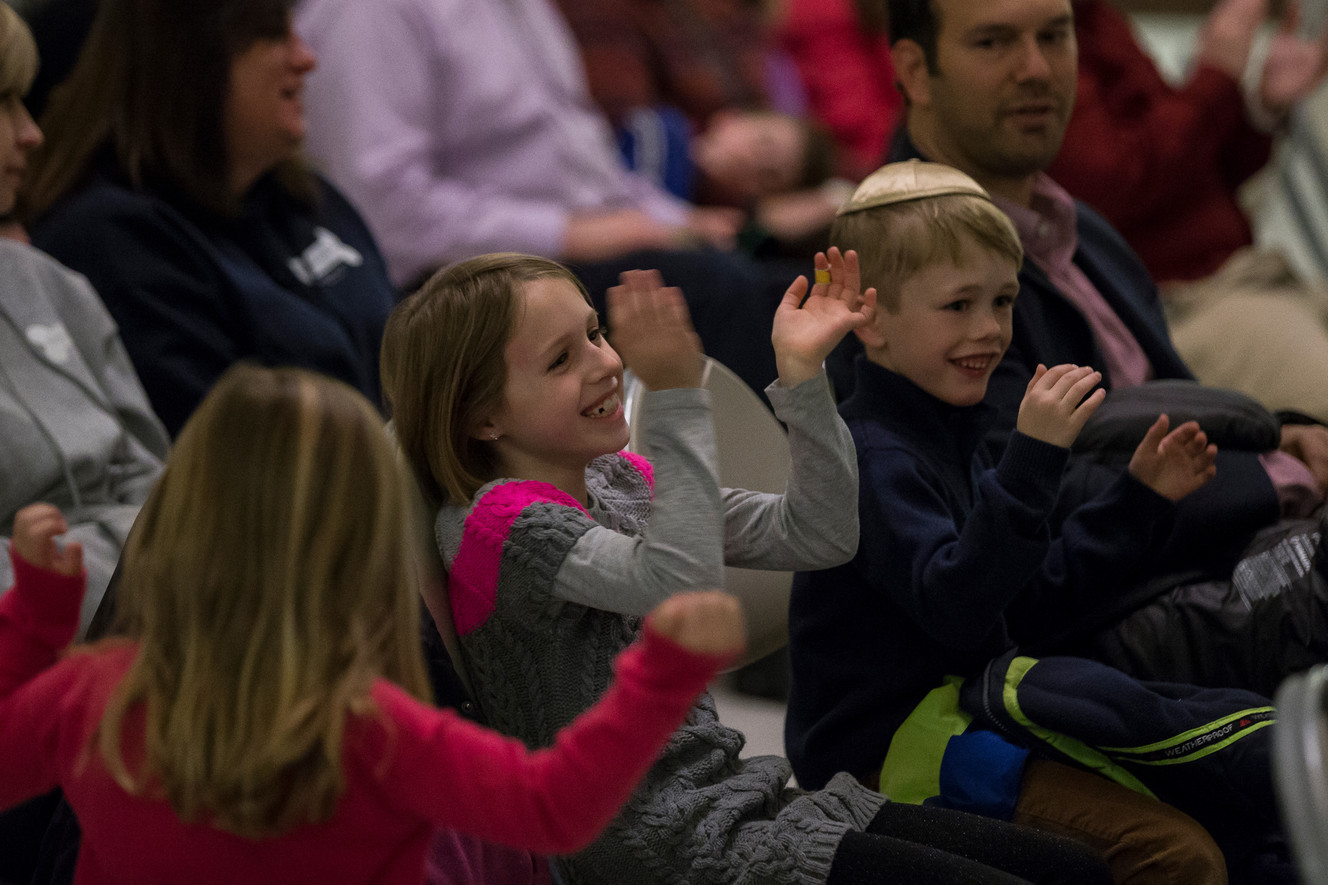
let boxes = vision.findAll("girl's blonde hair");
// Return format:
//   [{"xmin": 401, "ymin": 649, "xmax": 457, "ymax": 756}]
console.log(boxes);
[
  {"xmin": 98, "ymin": 364, "xmax": 430, "ymax": 838},
  {"xmin": 0, "ymin": 3, "xmax": 38, "ymax": 100},
  {"xmin": 381, "ymin": 252, "xmax": 593, "ymax": 505}
]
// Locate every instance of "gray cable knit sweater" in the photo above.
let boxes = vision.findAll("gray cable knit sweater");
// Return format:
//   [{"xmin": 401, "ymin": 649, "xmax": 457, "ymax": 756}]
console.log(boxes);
[{"xmin": 436, "ymin": 377, "xmax": 885, "ymax": 884}]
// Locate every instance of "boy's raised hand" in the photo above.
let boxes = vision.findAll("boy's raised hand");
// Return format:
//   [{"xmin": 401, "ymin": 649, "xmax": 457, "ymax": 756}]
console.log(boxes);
[
  {"xmin": 772, "ymin": 247, "xmax": 877, "ymax": 388},
  {"xmin": 1128, "ymin": 415, "xmax": 1218, "ymax": 502},
  {"xmin": 11, "ymin": 503, "xmax": 83, "ymax": 577},
  {"xmin": 607, "ymin": 269, "xmax": 705, "ymax": 391},
  {"xmin": 647, "ymin": 590, "xmax": 747, "ymax": 658},
  {"xmin": 1016, "ymin": 364, "xmax": 1106, "ymax": 448}
]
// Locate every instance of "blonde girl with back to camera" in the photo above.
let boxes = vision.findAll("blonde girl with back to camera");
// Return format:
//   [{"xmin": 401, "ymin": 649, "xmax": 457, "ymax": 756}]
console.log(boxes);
[{"xmin": 0, "ymin": 363, "xmax": 743, "ymax": 883}]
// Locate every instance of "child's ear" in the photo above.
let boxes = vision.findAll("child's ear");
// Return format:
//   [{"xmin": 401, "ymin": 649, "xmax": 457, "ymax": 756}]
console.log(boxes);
[
  {"xmin": 470, "ymin": 419, "xmax": 501, "ymax": 443},
  {"xmin": 853, "ymin": 317, "xmax": 886, "ymax": 349}
]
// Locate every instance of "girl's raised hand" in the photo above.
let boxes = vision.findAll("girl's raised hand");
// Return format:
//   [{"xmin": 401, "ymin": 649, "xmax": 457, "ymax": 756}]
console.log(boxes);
[
  {"xmin": 607, "ymin": 269, "xmax": 705, "ymax": 391},
  {"xmin": 772, "ymin": 247, "xmax": 877, "ymax": 388},
  {"xmin": 1016, "ymin": 364, "xmax": 1106, "ymax": 448},
  {"xmin": 1128, "ymin": 415, "xmax": 1218, "ymax": 502},
  {"xmin": 11, "ymin": 503, "xmax": 83, "ymax": 577},
  {"xmin": 646, "ymin": 590, "xmax": 747, "ymax": 658}
]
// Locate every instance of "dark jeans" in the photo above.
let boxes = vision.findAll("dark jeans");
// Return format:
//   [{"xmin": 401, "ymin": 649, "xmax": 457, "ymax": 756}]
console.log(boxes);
[
  {"xmin": 0, "ymin": 792, "xmax": 63, "ymax": 885},
  {"xmin": 826, "ymin": 802, "xmax": 1112, "ymax": 885}
]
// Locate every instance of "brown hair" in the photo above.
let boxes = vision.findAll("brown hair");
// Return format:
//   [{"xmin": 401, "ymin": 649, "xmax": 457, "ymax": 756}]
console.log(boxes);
[
  {"xmin": 886, "ymin": 0, "xmax": 942, "ymax": 74},
  {"xmin": 381, "ymin": 253, "xmax": 593, "ymax": 505},
  {"xmin": 831, "ymin": 192, "xmax": 1023, "ymax": 310},
  {"xmin": 23, "ymin": 0, "xmax": 312, "ymax": 220},
  {"xmin": 97, "ymin": 364, "xmax": 429, "ymax": 838}
]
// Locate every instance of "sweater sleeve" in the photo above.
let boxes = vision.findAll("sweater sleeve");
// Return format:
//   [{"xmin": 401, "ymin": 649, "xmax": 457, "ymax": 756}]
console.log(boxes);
[
  {"xmin": 0, "ymin": 552, "xmax": 86, "ymax": 808},
  {"xmin": 856, "ymin": 432, "xmax": 1066, "ymax": 649},
  {"xmin": 1006, "ymin": 469, "xmax": 1175, "ymax": 642},
  {"xmin": 857, "ymin": 430, "xmax": 1174, "ymax": 650},
  {"xmin": 554, "ymin": 387, "xmax": 726, "ymax": 615},
  {"xmin": 719, "ymin": 373, "xmax": 859, "ymax": 571},
  {"xmin": 0, "ymin": 551, "xmax": 84, "ymax": 698},
  {"xmin": 1048, "ymin": 0, "xmax": 1270, "ymax": 230},
  {"xmin": 372, "ymin": 624, "xmax": 728, "ymax": 854}
]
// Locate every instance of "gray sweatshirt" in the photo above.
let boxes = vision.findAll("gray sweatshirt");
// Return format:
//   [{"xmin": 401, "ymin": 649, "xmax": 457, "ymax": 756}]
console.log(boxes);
[{"xmin": 0, "ymin": 239, "xmax": 168, "ymax": 635}]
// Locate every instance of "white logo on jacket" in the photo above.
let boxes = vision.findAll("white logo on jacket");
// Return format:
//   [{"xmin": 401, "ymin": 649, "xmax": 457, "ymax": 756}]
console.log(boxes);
[
  {"xmin": 26, "ymin": 323, "xmax": 74, "ymax": 364},
  {"xmin": 288, "ymin": 227, "xmax": 364, "ymax": 285}
]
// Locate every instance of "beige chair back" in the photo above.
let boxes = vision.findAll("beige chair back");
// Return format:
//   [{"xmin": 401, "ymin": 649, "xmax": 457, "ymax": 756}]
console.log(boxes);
[{"xmin": 623, "ymin": 357, "xmax": 793, "ymax": 661}]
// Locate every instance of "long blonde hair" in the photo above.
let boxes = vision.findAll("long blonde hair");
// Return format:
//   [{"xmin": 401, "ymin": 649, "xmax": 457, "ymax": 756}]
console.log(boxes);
[
  {"xmin": 98, "ymin": 364, "xmax": 430, "ymax": 838},
  {"xmin": 381, "ymin": 252, "xmax": 593, "ymax": 505}
]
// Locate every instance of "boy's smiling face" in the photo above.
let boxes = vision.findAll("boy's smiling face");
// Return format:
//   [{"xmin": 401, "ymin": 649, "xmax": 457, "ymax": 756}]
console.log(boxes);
[{"xmin": 860, "ymin": 242, "xmax": 1020, "ymax": 406}]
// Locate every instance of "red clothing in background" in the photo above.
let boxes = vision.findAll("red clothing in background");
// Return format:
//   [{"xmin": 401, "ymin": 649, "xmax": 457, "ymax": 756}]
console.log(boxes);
[
  {"xmin": 0, "ymin": 553, "xmax": 723, "ymax": 885},
  {"xmin": 1049, "ymin": 0, "xmax": 1271, "ymax": 284},
  {"xmin": 557, "ymin": 0, "xmax": 772, "ymax": 128},
  {"xmin": 774, "ymin": 0, "xmax": 902, "ymax": 180}
]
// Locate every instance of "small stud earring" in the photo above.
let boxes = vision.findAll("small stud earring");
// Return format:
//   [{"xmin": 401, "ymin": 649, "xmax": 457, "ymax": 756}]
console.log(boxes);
[{"xmin": 489, "ymin": 431, "xmax": 499, "ymax": 441}]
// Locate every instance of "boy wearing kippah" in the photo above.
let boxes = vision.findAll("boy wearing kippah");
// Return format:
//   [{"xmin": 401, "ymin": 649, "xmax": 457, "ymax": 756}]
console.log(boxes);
[{"xmin": 785, "ymin": 161, "xmax": 1252, "ymax": 882}]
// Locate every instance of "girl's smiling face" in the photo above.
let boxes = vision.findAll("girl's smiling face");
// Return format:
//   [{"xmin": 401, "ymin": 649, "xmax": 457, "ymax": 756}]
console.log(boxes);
[{"xmin": 482, "ymin": 277, "xmax": 628, "ymax": 497}]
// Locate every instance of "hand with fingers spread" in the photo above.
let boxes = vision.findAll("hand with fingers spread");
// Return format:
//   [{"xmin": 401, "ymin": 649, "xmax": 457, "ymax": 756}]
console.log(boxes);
[
  {"xmin": 1259, "ymin": 1, "xmax": 1328, "ymax": 118},
  {"xmin": 772, "ymin": 247, "xmax": 878, "ymax": 388},
  {"xmin": 646, "ymin": 590, "xmax": 747, "ymax": 659},
  {"xmin": 11, "ymin": 503, "xmax": 84, "ymax": 577},
  {"xmin": 1016, "ymin": 364, "xmax": 1107, "ymax": 449},
  {"xmin": 607, "ymin": 269, "xmax": 705, "ymax": 391},
  {"xmin": 1128, "ymin": 416, "xmax": 1218, "ymax": 501},
  {"xmin": 1198, "ymin": 0, "xmax": 1266, "ymax": 83}
]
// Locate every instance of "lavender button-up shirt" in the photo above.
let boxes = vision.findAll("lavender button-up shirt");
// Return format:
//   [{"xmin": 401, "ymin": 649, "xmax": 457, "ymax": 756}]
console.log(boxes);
[{"xmin": 297, "ymin": 0, "xmax": 689, "ymax": 287}]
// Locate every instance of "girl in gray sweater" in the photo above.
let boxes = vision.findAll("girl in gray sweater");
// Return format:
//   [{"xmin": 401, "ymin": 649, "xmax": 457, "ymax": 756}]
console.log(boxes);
[{"xmin": 382, "ymin": 250, "xmax": 1109, "ymax": 885}]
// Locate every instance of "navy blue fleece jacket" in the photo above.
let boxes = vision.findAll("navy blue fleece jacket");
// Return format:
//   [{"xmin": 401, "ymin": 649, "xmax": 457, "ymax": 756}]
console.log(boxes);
[
  {"xmin": 786, "ymin": 358, "xmax": 1177, "ymax": 791},
  {"xmin": 32, "ymin": 165, "xmax": 397, "ymax": 436}
]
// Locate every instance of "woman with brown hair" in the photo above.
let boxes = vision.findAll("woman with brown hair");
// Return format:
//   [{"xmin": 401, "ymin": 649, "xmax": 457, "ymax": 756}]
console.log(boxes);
[{"xmin": 23, "ymin": 0, "xmax": 398, "ymax": 437}]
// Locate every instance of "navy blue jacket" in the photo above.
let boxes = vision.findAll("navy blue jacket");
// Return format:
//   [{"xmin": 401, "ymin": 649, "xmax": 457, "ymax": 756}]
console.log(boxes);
[
  {"xmin": 785, "ymin": 358, "xmax": 1176, "ymax": 791},
  {"xmin": 32, "ymin": 166, "xmax": 398, "ymax": 436},
  {"xmin": 881, "ymin": 133, "xmax": 1279, "ymax": 579}
]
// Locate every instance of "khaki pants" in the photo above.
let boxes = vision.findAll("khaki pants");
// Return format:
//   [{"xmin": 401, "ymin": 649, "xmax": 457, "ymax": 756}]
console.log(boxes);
[
  {"xmin": 1164, "ymin": 246, "xmax": 1328, "ymax": 423},
  {"xmin": 1014, "ymin": 758, "xmax": 1227, "ymax": 885}
]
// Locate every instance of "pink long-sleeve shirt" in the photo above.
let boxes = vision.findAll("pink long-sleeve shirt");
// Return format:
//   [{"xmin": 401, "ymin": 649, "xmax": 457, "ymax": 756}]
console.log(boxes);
[{"xmin": 0, "ymin": 552, "xmax": 724, "ymax": 884}]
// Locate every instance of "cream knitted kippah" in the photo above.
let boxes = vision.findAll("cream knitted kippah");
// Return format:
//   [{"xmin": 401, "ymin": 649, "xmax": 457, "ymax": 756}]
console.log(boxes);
[{"xmin": 836, "ymin": 159, "xmax": 993, "ymax": 216}]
